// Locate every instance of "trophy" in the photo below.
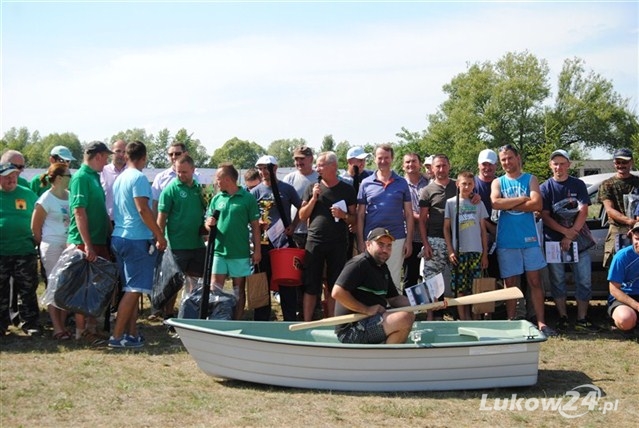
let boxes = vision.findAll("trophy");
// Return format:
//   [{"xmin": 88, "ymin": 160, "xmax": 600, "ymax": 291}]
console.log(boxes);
[{"xmin": 259, "ymin": 199, "xmax": 274, "ymax": 245}]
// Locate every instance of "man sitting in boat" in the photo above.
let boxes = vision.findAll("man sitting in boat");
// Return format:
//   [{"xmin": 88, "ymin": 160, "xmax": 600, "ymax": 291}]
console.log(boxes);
[
  {"xmin": 607, "ymin": 221, "xmax": 639, "ymax": 333},
  {"xmin": 332, "ymin": 228, "xmax": 441, "ymax": 344}
]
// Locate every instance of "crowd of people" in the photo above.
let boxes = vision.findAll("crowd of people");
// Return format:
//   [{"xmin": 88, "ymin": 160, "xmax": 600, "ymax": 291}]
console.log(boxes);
[{"xmin": 1, "ymin": 141, "xmax": 639, "ymax": 347}]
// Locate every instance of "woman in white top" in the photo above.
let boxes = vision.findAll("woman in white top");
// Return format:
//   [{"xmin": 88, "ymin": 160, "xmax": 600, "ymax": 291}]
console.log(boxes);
[{"xmin": 31, "ymin": 163, "xmax": 72, "ymax": 340}]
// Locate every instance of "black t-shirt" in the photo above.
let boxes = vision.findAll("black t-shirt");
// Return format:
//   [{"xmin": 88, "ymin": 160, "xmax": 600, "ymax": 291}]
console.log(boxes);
[
  {"xmin": 333, "ymin": 251, "xmax": 398, "ymax": 316},
  {"xmin": 302, "ymin": 180, "xmax": 356, "ymax": 244}
]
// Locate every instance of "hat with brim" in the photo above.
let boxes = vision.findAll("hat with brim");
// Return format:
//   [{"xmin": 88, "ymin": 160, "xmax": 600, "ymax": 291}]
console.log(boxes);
[
  {"xmin": 550, "ymin": 149, "xmax": 570, "ymax": 162},
  {"xmin": 255, "ymin": 155, "xmax": 278, "ymax": 166},
  {"xmin": 0, "ymin": 162, "xmax": 19, "ymax": 176},
  {"xmin": 50, "ymin": 145, "xmax": 76, "ymax": 161},
  {"xmin": 366, "ymin": 227, "xmax": 395, "ymax": 242},
  {"xmin": 629, "ymin": 222, "xmax": 639, "ymax": 236},
  {"xmin": 85, "ymin": 141, "xmax": 113, "ymax": 155},
  {"xmin": 613, "ymin": 148, "xmax": 633, "ymax": 161},
  {"xmin": 293, "ymin": 146, "xmax": 313, "ymax": 158},
  {"xmin": 347, "ymin": 147, "xmax": 370, "ymax": 160}
]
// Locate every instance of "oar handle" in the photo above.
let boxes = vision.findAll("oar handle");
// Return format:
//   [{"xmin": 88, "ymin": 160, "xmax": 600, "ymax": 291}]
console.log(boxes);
[{"xmin": 288, "ymin": 287, "xmax": 523, "ymax": 331}]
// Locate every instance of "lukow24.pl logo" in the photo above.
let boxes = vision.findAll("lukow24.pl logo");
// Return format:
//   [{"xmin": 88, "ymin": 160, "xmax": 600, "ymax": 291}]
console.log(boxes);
[{"xmin": 479, "ymin": 384, "xmax": 619, "ymax": 418}]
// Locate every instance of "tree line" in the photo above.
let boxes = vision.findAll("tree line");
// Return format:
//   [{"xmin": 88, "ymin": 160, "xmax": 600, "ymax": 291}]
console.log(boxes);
[{"xmin": 2, "ymin": 51, "xmax": 637, "ymax": 180}]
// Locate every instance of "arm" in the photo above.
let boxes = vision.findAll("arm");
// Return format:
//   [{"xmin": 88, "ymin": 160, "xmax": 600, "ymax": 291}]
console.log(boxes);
[
  {"xmin": 443, "ymin": 217, "xmax": 456, "ymax": 265},
  {"xmin": 603, "ymin": 199, "xmax": 636, "ymax": 227},
  {"xmin": 31, "ymin": 204, "xmax": 47, "ymax": 245},
  {"xmin": 298, "ymin": 184, "xmax": 320, "ymax": 221},
  {"xmin": 403, "ymin": 200, "xmax": 413, "ymax": 258},
  {"xmin": 74, "ymin": 207, "xmax": 97, "ymax": 262},
  {"xmin": 250, "ymin": 219, "xmax": 262, "ymax": 265},
  {"xmin": 418, "ymin": 206, "xmax": 432, "ymax": 259},
  {"xmin": 356, "ymin": 204, "xmax": 366, "ymax": 252},
  {"xmin": 480, "ymin": 218, "xmax": 489, "ymax": 269},
  {"xmin": 387, "ymin": 294, "xmax": 411, "ymax": 308},
  {"xmin": 157, "ymin": 211, "xmax": 168, "ymax": 235},
  {"xmin": 332, "ymin": 284, "xmax": 384, "ymax": 316},
  {"xmin": 491, "ymin": 178, "xmax": 527, "ymax": 211},
  {"xmin": 134, "ymin": 197, "xmax": 167, "ymax": 251}
]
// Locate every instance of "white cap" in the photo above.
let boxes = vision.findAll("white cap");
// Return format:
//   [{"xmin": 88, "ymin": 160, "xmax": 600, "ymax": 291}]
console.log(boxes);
[
  {"xmin": 346, "ymin": 146, "xmax": 370, "ymax": 160},
  {"xmin": 477, "ymin": 149, "xmax": 498, "ymax": 165},
  {"xmin": 255, "ymin": 155, "xmax": 278, "ymax": 166},
  {"xmin": 550, "ymin": 149, "xmax": 570, "ymax": 162},
  {"xmin": 424, "ymin": 155, "xmax": 434, "ymax": 165}
]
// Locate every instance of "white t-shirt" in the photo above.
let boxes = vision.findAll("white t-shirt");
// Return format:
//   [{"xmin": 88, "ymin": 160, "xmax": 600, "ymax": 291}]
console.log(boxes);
[
  {"xmin": 36, "ymin": 189, "xmax": 70, "ymax": 245},
  {"xmin": 282, "ymin": 170, "xmax": 319, "ymax": 234}
]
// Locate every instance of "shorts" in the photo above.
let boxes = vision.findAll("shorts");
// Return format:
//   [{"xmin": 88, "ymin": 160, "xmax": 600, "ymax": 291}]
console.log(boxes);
[
  {"xmin": 110, "ymin": 237, "xmax": 157, "ymax": 294},
  {"xmin": 212, "ymin": 257, "xmax": 251, "ymax": 278},
  {"xmin": 172, "ymin": 248, "xmax": 206, "ymax": 277},
  {"xmin": 450, "ymin": 252, "xmax": 482, "ymax": 295},
  {"xmin": 497, "ymin": 247, "xmax": 547, "ymax": 279},
  {"xmin": 303, "ymin": 241, "xmax": 347, "ymax": 296},
  {"xmin": 336, "ymin": 314, "xmax": 386, "ymax": 344},
  {"xmin": 608, "ymin": 295, "xmax": 639, "ymax": 317}
]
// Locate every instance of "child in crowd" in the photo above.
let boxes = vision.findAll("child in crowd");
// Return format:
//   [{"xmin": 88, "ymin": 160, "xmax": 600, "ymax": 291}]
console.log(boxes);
[{"xmin": 443, "ymin": 171, "xmax": 489, "ymax": 320}]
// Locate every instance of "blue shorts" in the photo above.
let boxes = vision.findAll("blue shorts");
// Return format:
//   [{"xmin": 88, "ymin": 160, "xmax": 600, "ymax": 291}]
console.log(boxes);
[
  {"xmin": 111, "ymin": 236, "xmax": 157, "ymax": 294},
  {"xmin": 497, "ymin": 246, "xmax": 547, "ymax": 278},
  {"xmin": 336, "ymin": 314, "xmax": 387, "ymax": 344},
  {"xmin": 212, "ymin": 257, "xmax": 251, "ymax": 278}
]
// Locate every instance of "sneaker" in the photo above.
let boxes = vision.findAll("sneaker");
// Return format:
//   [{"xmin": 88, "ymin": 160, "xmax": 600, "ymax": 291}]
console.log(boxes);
[
  {"xmin": 556, "ymin": 316, "xmax": 569, "ymax": 332},
  {"xmin": 21, "ymin": 323, "xmax": 43, "ymax": 336},
  {"xmin": 574, "ymin": 318, "xmax": 602, "ymax": 333},
  {"xmin": 108, "ymin": 335, "xmax": 144, "ymax": 348},
  {"xmin": 540, "ymin": 325, "xmax": 558, "ymax": 337}
]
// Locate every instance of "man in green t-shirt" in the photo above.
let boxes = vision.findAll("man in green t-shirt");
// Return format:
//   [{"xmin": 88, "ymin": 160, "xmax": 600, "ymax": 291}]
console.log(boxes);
[
  {"xmin": 157, "ymin": 155, "xmax": 207, "ymax": 317},
  {"xmin": 0, "ymin": 162, "xmax": 39, "ymax": 336},
  {"xmin": 0, "ymin": 150, "xmax": 29, "ymax": 188},
  {"xmin": 67, "ymin": 141, "xmax": 112, "ymax": 344},
  {"xmin": 206, "ymin": 163, "xmax": 261, "ymax": 320}
]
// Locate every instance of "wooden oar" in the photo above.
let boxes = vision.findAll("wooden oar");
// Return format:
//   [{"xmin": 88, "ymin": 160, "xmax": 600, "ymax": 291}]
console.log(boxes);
[{"xmin": 288, "ymin": 287, "xmax": 523, "ymax": 331}]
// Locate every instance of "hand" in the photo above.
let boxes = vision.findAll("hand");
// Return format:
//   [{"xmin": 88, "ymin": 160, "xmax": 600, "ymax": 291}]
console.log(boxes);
[
  {"xmin": 252, "ymin": 248, "xmax": 262, "ymax": 266},
  {"xmin": 312, "ymin": 183, "xmax": 321, "ymax": 199},
  {"xmin": 156, "ymin": 236, "xmax": 168, "ymax": 252},
  {"xmin": 403, "ymin": 241, "xmax": 412, "ymax": 258},
  {"xmin": 205, "ymin": 216, "xmax": 217, "ymax": 228},
  {"xmin": 284, "ymin": 224, "xmax": 295, "ymax": 236},
  {"xmin": 330, "ymin": 206, "xmax": 346, "ymax": 221},
  {"xmin": 448, "ymin": 251, "xmax": 458, "ymax": 266},
  {"xmin": 560, "ymin": 237, "xmax": 572, "ymax": 252},
  {"xmin": 564, "ymin": 227, "xmax": 578, "ymax": 241},
  {"xmin": 422, "ymin": 244, "xmax": 433, "ymax": 260},
  {"xmin": 366, "ymin": 304, "xmax": 386, "ymax": 316},
  {"xmin": 83, "ymin": 244, "xmax": 97, "ymax": 263},
  {"xmin": 358, "ymin": 241, "xmax": 366, "ymax": 253},
  {"xmin": 481, "ymin": 253, "xmax": 489, "ymax": 269}
]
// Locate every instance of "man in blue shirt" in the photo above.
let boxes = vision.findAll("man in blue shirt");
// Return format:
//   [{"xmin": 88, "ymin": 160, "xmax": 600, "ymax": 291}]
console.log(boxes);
[{"xmin": 607, "ymin": 222, "xmax": 639, "ymax": 333}]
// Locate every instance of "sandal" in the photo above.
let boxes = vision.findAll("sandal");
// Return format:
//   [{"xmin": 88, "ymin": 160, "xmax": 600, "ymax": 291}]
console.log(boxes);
[
  {"xmin": 53, "ymin": 331, "xmax": 72, "ymax": 340},
  {"xmin": 79, "ymin": 330, "xmax": 107, "ymax": 346}
]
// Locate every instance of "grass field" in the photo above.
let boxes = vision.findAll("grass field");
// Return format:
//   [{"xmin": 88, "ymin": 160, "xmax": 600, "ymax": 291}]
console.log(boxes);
[{"xmin": 1, "ymin": 297, "xmax": 637, "ymax": 427}]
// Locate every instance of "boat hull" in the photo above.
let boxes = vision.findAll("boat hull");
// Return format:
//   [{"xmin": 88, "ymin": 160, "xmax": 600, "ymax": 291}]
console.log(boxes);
[{"xmin": 166, "ymin": 319, "xmax": 546, "ymax": 392}]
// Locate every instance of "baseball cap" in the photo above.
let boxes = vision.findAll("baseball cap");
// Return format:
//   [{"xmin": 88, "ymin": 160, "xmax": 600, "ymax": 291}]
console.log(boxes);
[
  {"xmin": 550, "ymin": 149, "xmax": 570, "ymax": 162},
  {"xmin": 50, "ymin": 145, "xmax": 76, "ymax": 161},
  {"xmin": 366, "ymin": 227, "xmax": 395, "ymax": 242},
  {"xmin": 477, "ymin": 149, "xmax": 498, "ymax": 165},
  {"xmin": 255, "ymin": 155, "xmax": 278, "ymax": 166},
  {"xmin": 293, "ymin": 146, "xmax": 313, "ymax": 158},
  {"xmin": 629, "ymin": 222, "xmax": 639, "ymax": 235},
  {"xmin": 85, "ymin": 141, "xmax": 114, "ymax": 155},
  {"xmin": 613, "ymin": 148, "xmax": 633, "ymax": 161},
  {"xmin": 424, "ymin": 155, "xmax": 434, "ymax": 165},
  {"xmin": 0, "ymin": 162, "xmax": 19, "ymax": 176},
  {"xmin": 346, "ymin": 147, "xmax": 370, "ymax": 160}
]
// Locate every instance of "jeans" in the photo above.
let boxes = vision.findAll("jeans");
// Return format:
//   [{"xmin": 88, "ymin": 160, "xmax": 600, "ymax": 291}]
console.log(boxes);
[{"xmin": 547, "ymin": 250, "xmax": 592, "ymax": 301}]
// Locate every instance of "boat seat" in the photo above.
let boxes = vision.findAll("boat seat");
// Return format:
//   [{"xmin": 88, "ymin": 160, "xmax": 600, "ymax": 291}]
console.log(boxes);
[
  {"xmin": 309, "ymin": 330, "xmax": 340, "ymax": 343},
  {"xmin": 457, "ymin": 327, "xmax": 481, "ymax": 340}
]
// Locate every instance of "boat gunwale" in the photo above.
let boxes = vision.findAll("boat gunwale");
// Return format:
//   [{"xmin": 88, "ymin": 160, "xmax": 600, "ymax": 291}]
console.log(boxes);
[{"xmin": 165, "ymin": 319, "xmax": 547, "ymax": 350}]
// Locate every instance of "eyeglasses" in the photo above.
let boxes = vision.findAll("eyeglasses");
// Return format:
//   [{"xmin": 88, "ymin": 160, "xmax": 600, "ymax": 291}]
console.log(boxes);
[
  {"xmin": 614, "ymin": 159, "xmax": 630, "ymax": 165},
  {"xmin": 168, "ymin": 152, "xmax": 183, "ymax": 157},
  {"xmin": 11, "ymin": 163, "xmax": 25, "ymax": 170}
]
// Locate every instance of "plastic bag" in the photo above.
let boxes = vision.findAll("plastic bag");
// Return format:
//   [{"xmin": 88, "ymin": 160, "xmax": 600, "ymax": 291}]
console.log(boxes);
[
  {"xmin": 551, "ymin": 198, "xmax": 595, "ymax": 252},
  {"xmin": 151, "ymin": 249, "xmax": 185, "ymax": 309},
  {"xmin": 53, "ymin": 251, "xmax": 118, "ymax": 318},
  {"xmin": 41, "ymin": 246, "xmax": 84, "ymax": 308},
  {"xmin": 178, "ymin": 285, "xmax": 237, "ymax": 320}
]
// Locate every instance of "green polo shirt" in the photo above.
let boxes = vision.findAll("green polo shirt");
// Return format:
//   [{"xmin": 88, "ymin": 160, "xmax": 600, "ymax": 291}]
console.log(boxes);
[
  {"xmin": 158, "ymin": 178, "xmax": 206, "ymax": 250},
  {"xmin": 208, "ymin": 187, "xmax": 260, "ymax": 259},
  {"xmin": 67, "ymin": 164, "xmax": 109, "ymax": 246},
  {"xmin": 0, "ymin": 185, "xmax": 37, "ymax": 256}
]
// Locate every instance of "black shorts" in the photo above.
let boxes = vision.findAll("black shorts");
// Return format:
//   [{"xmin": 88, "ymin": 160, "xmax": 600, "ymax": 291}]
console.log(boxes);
[
  {"xmin": 608, "ymin": 295, "xmax": 639, "ymax": 317},
  {"xmin": 336, "ymin": 314, "xmax": 386, "ymax": 344},
  {"xmin": 303, "ymin": 241, "xmax": 347, "ymax": 296},
  {"xmin": 172, "ymin": 248, "xmax": 206, "ymax": 277}
]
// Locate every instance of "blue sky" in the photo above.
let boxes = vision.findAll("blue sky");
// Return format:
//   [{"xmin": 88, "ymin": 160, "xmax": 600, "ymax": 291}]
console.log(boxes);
[{"xmin": 2, "ymin": 1, "xmax": 637, "ymax": 158}]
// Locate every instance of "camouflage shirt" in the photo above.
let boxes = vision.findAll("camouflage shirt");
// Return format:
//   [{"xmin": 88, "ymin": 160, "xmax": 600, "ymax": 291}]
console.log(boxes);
[{"xmin": 598, "ymin": 175, "xmax": 639, "ymax": 226}]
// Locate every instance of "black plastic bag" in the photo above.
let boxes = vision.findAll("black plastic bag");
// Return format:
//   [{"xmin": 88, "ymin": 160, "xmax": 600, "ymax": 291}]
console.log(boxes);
[
  {"xmin": 53, "ymin": 250, "xmax": 118, "ymax": 318},
  {"xmin": 178, "ymin": 286, "xmax": 237, "ymax": 320},
  {"xmin": 151, "ymin": 249, "xmax": 185, "ymax": 309}
]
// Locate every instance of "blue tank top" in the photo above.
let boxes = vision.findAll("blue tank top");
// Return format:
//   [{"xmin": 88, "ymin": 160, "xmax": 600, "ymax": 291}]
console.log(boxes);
[{"xmin": 496, "ymin": 173, "xmax": 540, "ymax": 249}]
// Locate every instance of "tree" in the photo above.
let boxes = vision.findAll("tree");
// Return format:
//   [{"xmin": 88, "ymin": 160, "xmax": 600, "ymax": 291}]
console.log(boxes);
[
  {"xmin": 23, "ymin": 132, "xmax": 82, "ymax": 168},
  {"xmin": 334, "ymin": 140, "xmax": 351, "ymax": 170},
  {"xmin": 210, "ymin": 137, "xmax": 266, "ymax": 169},
  {"xmin": 173, "ymin": 128, "xmax": 211, "ymax": 168},
  {"xmin": 266, "ymin": 138, "xmax": 307, "ymax": 167},
  {"xmin": 320, "ymin": 135, "xmax": 335, "ymax": 153},
  {"xmin": 1, "ymin": 126, "xmax": 33, "ymax": 154}
]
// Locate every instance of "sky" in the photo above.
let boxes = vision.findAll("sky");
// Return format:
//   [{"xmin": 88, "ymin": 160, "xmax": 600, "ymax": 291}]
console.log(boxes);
[{"xmin": 1, "ymin": 1, "xmax": 637, "ymax": 159}]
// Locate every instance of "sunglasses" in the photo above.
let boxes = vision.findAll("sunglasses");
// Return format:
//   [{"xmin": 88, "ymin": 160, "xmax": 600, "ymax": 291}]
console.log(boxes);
[
  {"xmin": 168, "ymin": 152, "xmax": 183, "ymax": 157},
  {"xmin": 11, "ymin": 163, "xmax": 25, "ymax": 171},
  {"xmin": 614, "ymin": 159, "xmax": 630, "ymax": 165}
]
